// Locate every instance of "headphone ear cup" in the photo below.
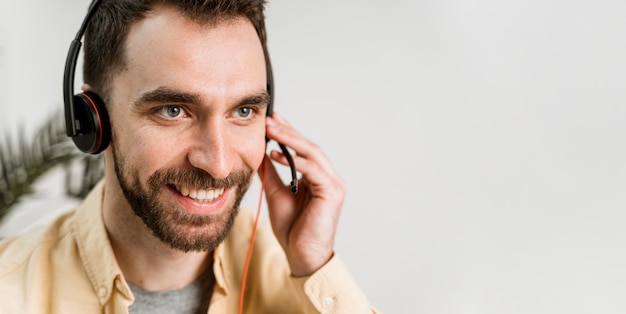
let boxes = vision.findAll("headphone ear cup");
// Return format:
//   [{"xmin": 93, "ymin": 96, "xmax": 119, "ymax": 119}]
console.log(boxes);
[{"xmin": 70, "ymin": 91, "xmax": 111, "ymax": 154}]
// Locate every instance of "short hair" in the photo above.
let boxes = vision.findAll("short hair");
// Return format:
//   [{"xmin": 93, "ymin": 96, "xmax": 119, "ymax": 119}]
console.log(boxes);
[{"xmin": 83, "ymin": 0, "xmax": 269, "ymax": 104}]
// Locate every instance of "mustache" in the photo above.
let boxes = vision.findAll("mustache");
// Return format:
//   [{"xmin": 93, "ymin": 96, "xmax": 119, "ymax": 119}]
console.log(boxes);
[{"xmin": 147, "ymin": 167, "xmax": 251, "ymax": 190}]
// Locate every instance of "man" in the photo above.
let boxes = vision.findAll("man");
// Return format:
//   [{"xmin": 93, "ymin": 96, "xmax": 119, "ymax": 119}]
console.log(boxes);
[{"xmin": 0, "ymin": 0, "xmax": 377, "ymax": 313}]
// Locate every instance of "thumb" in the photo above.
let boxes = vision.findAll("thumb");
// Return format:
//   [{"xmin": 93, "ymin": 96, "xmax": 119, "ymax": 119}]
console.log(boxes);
[{"xmin": 258, "ymin": 155, "xmax": 285, "ymax": 197}]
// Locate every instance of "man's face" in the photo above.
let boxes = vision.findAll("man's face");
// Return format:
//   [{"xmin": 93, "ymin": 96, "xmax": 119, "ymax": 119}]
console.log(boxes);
[{"xmin": 105, "ymin": 7, "xmax": 268, "ymax": 252}]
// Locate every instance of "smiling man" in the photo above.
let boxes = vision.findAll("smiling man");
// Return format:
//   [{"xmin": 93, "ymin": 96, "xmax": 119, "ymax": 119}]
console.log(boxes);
[{"xmin": 0, "ymin": 0, "xmax": 377, "ymax": 313}]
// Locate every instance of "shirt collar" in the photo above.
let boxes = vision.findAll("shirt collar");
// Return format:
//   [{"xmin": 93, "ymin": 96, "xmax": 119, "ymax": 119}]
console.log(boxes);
[
  {"xmin": 212, "ymin": 241, "xmax": 230, "ymax": 295},
  {"xmin": 72, "ymin": 179, "xmax": 133, "ymax": 305}
]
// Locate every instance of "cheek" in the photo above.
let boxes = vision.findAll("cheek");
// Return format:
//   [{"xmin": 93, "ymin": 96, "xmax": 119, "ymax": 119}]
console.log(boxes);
[
  {"xmin": 136, "ymin": 129, "xmax": 183, "ymax": 166},
  {"xmin": 115, "ymin": 125, "xmax": 177, "ymax": 177},
  {"xmin": 236, "ymin": 125, "xmax": 267, "ymax": 171}
]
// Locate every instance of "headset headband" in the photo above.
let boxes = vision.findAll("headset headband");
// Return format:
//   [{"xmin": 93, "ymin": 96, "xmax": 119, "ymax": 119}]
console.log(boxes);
[{"xmin": 64, "ymin": 0, "xmax": 102, "ymax": 137}]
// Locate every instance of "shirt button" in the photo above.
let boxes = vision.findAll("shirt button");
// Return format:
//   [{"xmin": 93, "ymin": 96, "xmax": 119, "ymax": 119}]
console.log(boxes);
[
  {"xmin": 322, "ymin": 296, "xmax": 335, "ymax": 309},
  {"xmin": 97, "ymin": 286, "xmax": 107, "ymax": 298}
]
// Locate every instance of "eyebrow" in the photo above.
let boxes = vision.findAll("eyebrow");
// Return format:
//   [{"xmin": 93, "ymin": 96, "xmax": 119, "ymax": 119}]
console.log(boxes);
[
  {"xmin": 133, "ymin": 86, "xmax": 270, "ymax": 108},
  {"xmin": 239, "ymin": 92, "xmax": 270, "ymax": 108},
  {"xmin": 134, "ymin": 87, "xmax": 201, "ymax": 107}
]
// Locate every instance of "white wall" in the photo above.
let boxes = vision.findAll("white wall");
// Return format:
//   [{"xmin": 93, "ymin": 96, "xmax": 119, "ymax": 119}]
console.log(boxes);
[{"xmin": 1, "ymin": 0, "xmax": 626, "ymax": 313}]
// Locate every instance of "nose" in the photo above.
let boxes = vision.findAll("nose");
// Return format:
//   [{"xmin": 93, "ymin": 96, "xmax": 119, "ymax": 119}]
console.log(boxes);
[{"xmin": 186, "ymin": 120, "xmax": 233, "ymax": 179}]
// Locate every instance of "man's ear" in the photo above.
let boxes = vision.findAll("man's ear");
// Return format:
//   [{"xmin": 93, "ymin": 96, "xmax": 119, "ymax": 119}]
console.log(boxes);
[{"xmin": 81, "ymin": 84, "xmax": 92, "ymax": 93}]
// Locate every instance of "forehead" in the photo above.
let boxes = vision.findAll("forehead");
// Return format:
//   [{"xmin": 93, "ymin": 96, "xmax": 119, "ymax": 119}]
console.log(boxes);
[{"xmin": 115, "ymin": 5, "xmax": 266, "ymax": 102}]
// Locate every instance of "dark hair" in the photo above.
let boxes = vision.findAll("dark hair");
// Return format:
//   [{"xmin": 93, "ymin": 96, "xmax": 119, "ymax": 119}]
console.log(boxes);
[{"xmin": 83, "ymin": 0, "xmax": 268, "ymax": 104}]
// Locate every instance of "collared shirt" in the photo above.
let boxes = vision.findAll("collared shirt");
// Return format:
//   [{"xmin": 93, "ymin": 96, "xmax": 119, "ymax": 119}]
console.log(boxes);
[{"xmin": 0, "ymin": 181, "xmax": 378, "ymax": 313}]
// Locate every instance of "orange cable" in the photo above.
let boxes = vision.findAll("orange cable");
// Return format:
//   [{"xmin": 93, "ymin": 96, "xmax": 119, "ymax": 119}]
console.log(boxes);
[{"xmin": 238, "ymin": 159, "xmax": 265, "ymax": 314}]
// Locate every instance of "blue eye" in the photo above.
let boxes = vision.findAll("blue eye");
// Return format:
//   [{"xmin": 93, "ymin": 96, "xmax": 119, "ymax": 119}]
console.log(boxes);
[{"xmin": 159, "ymin": 105, "xmax": 184, "ymax": 118}]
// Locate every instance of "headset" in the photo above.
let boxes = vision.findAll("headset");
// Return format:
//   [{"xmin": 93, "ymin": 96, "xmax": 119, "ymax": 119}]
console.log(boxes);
[{"xmin": 64, "ymin": 0, "xmax": 298, "ymax": 193}]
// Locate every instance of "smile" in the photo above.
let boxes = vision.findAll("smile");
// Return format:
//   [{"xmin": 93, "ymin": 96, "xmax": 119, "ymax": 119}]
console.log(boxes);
[{"xmin": 174, "ymin": 185, "xmax": 225, "ymax": 202}]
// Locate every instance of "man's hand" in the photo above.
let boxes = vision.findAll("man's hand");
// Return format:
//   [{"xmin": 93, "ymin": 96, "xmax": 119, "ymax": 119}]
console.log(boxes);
[{"xmin": 260, "ymin": 113, "xmax": 345, "ymax": 277}]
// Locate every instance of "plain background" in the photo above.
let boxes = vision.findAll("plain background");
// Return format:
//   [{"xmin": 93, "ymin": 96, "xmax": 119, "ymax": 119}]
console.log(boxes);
[{"xmin": 1, "ymin": 0, "xmax": 625, "ymax": 313}]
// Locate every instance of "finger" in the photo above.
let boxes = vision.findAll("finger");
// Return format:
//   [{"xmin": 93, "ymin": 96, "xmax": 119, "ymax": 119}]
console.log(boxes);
[
  {"xmin": 259, "ymin": 155, "xmax": 303, "ymax": 244},
  {"xmin": 266, "ymin": 113, "xmax": 344, "ymax": 197},
  {"xmin": 271, "ymin": 112, "xmax": 295, "ymax": 128},
  {"xmin": 269, "ymin": 150, "xmax": 344, "ymax": 199},
  {"xmin": 266, "ymin": 116, "xmax": 333, "ymax": 171},
  {"xmin": 259, "ymin": 155, "xmax": 288, "ymax": 196}
]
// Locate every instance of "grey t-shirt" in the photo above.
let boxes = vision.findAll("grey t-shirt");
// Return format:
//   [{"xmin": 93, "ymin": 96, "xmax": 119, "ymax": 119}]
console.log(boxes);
[{"xmin": 128, "ymin": 267, "xmax": 215, "ymax": 314}]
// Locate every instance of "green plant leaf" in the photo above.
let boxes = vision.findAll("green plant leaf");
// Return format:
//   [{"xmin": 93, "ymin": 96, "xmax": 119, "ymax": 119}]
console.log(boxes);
[{"xmin": 0, "ymin": 110, "xmax": 104, "ymax": 223}]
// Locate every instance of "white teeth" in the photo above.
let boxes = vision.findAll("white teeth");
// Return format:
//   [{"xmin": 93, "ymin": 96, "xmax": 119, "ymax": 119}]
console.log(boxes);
[
  {"xmin": 176, "ymin": 186, "xmax": 224, "ymax": 202},
  {"xmin": 197, "ymin": 190, "xmax": 206, "ymax": 199}
]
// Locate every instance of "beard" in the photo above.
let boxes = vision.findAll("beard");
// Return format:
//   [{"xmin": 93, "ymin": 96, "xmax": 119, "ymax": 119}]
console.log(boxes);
[{"xmin": 111, "ymin": 142, "xmax": 253, "ymax": 253}]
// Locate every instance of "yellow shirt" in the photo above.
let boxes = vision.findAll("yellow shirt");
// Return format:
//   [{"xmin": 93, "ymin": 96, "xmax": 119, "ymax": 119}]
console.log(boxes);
[{"xmin": 0, "ymin": 181, "xmax": 377, "ymax": 313}]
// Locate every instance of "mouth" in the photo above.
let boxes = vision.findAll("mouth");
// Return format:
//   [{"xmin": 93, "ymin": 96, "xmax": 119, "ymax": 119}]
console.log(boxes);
[{"xmin": 172, "ymin": 185, "xmax": 226, "ymax": 202}]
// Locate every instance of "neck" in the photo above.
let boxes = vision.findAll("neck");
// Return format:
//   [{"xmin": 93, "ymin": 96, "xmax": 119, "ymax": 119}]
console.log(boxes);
[{"xmin": 102, "ymin": 177, "xmax": 212, "ymax": 291}]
